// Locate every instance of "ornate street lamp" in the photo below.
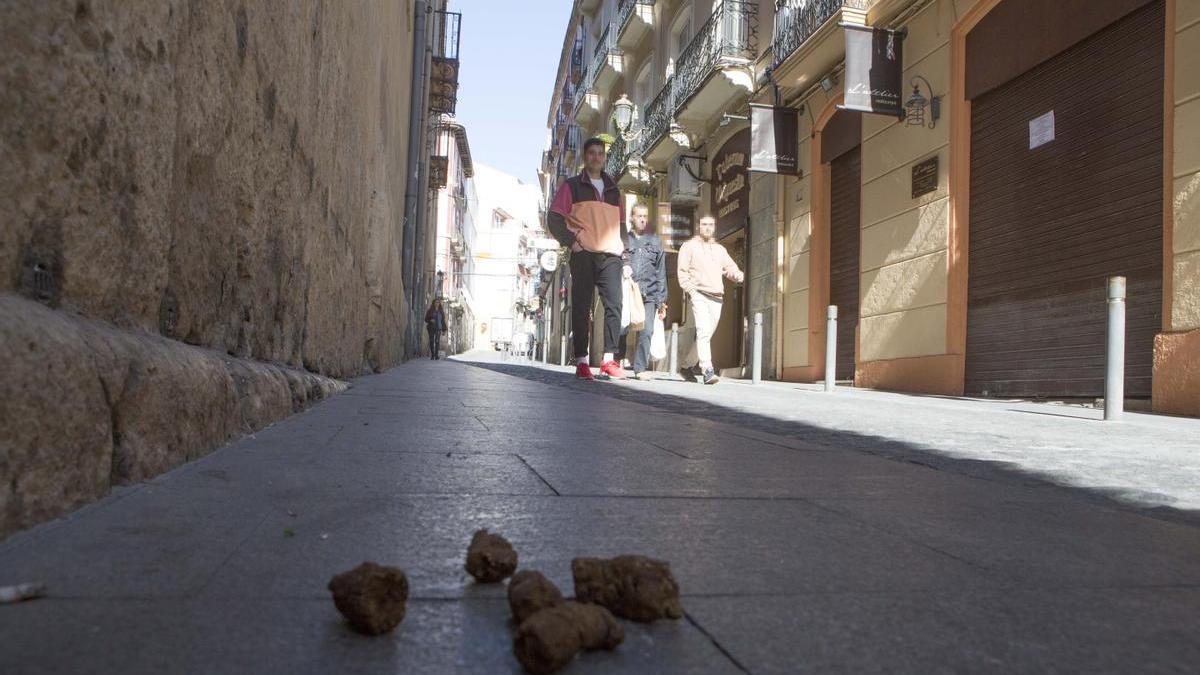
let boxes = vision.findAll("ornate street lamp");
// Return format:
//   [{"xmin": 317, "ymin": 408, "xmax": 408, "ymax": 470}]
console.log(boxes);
[
  {"xmin": 905, "ymin": 76, "xmax": 940, "ymax": 129},
  {"xmin": 611, "ymin": 94, "xmax": 637, "ymax": 139}
]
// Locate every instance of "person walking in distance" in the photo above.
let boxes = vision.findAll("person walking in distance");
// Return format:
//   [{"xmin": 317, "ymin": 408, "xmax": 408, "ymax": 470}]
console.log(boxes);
[
  {"xmin": 424, "ymin": 298, "xmax": 447, "ymax": 360},
  {"xmin": 545, "ymin": 137, "xmax": 626, "ymax": 380},
  {"xmin": 677, "ymin": 216, "xmax": 744, "ymax": 384},
  {"xmin": 617, "ymin": 203, "xmax": 667, "ymax": 380}
]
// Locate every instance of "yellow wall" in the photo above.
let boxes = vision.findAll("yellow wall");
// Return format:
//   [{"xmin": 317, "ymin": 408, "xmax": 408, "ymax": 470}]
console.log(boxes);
[
  {"xmin": 781, "ymin": 105, "xmax": 814, "ymax": 368},
  {"xmin": 1173, "ymin": 0, "xmax": 1200, "ymax": 330},
  {"xmin": 857, "ymin": 0, "xmax": 956, "ymax": 363}
]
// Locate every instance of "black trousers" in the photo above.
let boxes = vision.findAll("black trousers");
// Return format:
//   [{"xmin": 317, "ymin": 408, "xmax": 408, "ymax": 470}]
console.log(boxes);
[
  {"xmin": 427, "ymin": 328, "xmax": 441, "ymax": 358},
  {"xmin": 570, "ymin": 251, "xmax": 622, "ymax": 359}
]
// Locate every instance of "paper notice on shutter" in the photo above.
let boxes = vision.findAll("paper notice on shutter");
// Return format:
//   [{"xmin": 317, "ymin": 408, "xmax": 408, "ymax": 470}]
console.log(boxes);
[{"xmin": 1029, "ymin": 111, "xmax": 1055, "ymax": 149}]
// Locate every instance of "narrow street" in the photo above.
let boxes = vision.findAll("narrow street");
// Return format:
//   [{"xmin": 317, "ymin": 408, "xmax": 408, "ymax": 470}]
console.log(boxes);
[{"xmin": 2, "ymin": 355, "xmax": 1198, "ymax": 674}]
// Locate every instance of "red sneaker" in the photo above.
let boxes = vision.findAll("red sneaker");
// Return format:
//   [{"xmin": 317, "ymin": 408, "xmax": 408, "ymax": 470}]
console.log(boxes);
[
  {"xmin": 574, "ymin": 362, "xmax": 595, "ymax": 380},
  {"xmin": 597, "ymin": 360, "xmax": 626, "ymax": 380}
]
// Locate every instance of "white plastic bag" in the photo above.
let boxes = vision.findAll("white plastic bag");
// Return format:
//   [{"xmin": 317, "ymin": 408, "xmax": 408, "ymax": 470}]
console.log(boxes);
[{"xmin": 649, "ymin": 314, "xmax": 666, "ymax": 361}]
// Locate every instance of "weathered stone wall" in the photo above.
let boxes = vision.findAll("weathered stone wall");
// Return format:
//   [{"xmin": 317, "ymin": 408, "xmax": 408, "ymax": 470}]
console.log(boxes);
[
  {"xmin": 1, "ymin": 0, "xmax": 414, "ymax": 374},
  {"xmin": 0, "ymin": 1, "xmax": 420, "ymax": 536}
]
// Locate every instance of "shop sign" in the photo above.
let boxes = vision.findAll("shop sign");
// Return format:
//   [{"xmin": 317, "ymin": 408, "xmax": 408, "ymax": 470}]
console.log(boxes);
[
  {"xmin": 911, "ymin": 156, "xmax": 938, "ymax": 199},
  {"xmin": 749, "ymin": 104, "xmax": 800, "ymax": 175},
  {"xmin": 713, "ymin": 128, "xmax": 750, "ymax": 240},
  {"xmin": 658, "ymin": 202, "xmax": 694, "ymax": 252},
  {"xmin": 843, "ymin": 25, "xmax": 905, "ymax": 117}
]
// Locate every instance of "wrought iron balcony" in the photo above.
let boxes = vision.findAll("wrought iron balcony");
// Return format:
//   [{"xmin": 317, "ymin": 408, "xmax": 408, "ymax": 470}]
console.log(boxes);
[
  {"xmin": 773, "ymin": 0, "xmax": 872, "ymax": 69},
  {"xmin": 593, "ymin": 25, "xmax": 612, "ymax": 60},
  {"xmin": 604, "ymin": 134, "xmax": 628, "ymax": 178},
  {"xmin": 430, "ymin": 10, "xmax": 462, "ymax": 114},
  {"xmin": 570, "ymin": 37, "xmax": 585, "ymax": 86},
  {"xmin": 638, "ymin": 75, "xmax": 674, "ymax": 155},
  {"xmin": 616, "ymin": 0, "xmax": 655, "ymax": 49},
  {"xmin": 673, "ymin": 0, "xmax": 758, "ymax": 111},
  {"xmin": 573, "ymin": 42, "xmax": 606, "ymax": 111}
]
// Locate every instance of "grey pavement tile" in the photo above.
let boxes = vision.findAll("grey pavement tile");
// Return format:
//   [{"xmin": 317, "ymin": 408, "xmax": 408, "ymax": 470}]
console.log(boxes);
[
  {"xmin": 518, "ymin": 449, "xmax": 962, "ymax": 499},
  {"xmin": 0, "ymin": 593, "xmax": 734, "ymax": 672},
  {"xmin": 150, "ymin": 446, "xmax": 554, "ymax": 498},
  {"xmin": 0, "ymin": 485, "xmax": 268, "ymax": 599},
  {"xmin": 0, "ymin": 595, "xmax": 728, "ymax": 675},
  {"xmin": 809, "ymin": 494, "xmax": 1200, "ymax": 587},
  {"xmin": 684, "ymin": 588, "xmax": 1200, "ymax": 674},
  {"xmin": 199, "ymin": 494, "xmax": 988, "ymax": 601}
]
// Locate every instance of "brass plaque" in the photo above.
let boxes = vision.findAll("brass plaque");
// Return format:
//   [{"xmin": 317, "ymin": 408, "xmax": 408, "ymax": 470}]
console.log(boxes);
[{"xmin": 911, "ymin": 156, "xmax": 938, "ymax": 199}]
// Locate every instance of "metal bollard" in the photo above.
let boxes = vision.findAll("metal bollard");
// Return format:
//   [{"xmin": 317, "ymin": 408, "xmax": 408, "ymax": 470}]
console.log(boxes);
[
  {"xmin": 1105, "ymin": 276, "xmax": 1126, "ymax": 421},
  {"xmin": 560, "ymin": 335, "xmax": 567, "ymax": 366},
  {"xmin": 825, "ymin": 305, "xmax": 837, "ymax": 392},
  {"xmin": 669, "ymin": 322, "xmax": 679, "ymax": 376},
  {"xmin": 752, "ymin": 312, "xmax": 763, "ymax": 384}
]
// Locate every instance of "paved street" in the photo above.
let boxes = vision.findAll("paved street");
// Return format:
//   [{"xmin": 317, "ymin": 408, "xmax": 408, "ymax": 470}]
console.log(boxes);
[{"xmin": 2, "ymin": 354, "xmax": 1199, "ymax": 674}]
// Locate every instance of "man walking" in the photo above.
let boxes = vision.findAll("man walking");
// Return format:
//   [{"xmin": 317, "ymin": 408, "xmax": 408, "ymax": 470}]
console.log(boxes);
[
  {"xmin": 677, "ymin": 215, "xmax": 744, "ymax": 385},
  {"xmin": 618, "ymin": 203, "xmax": 667, "ymax": 380},
  {"xmin": 546, "ymin": 137, "xmax": 626, "ymax": 380}
]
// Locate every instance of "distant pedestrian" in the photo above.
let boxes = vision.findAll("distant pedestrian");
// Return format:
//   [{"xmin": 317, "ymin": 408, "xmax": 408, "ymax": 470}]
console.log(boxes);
[
  {"xmin": 546, "ymin": 137, "xmax": 626, "ymax": 381},
  {"xmin": 617, "ymin": 203, "xmax": 667, "ymax": 381},
  {"xmin": 425, "ymin": 298, "xmax": 447, "ymax": 360},
  {"xmin": 677, "ymin": 216, "xmax": 743, "ymax": 385}
]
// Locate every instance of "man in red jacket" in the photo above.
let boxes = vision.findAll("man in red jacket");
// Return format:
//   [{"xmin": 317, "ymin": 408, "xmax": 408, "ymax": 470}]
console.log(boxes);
[{"xmin": 546, "ymin": 138, "xmax": 626, "ymax": 380}]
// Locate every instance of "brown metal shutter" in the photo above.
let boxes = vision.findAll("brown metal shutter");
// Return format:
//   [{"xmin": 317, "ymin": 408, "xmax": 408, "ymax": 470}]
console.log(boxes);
[
  {"xmin": 829, "ymin": 145, "xmax": 861, "ymax": 382},
  {"xmin": 965, "ymin": 1, "xmax": 1164, "ymax": 398}
]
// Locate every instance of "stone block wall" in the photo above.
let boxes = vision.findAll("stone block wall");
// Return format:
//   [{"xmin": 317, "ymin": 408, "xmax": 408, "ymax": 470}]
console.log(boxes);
[
  {"xmin": 0, "ymin": 0, "xmax": 419, "ymax": 536},
  {"xmin": 747, "ymin": 171, "xmax": 778, "ymax": 378}
]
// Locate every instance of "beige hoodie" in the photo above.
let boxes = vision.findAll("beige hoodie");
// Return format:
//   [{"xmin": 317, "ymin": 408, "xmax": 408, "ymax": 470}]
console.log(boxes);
[{"xmin": 677, "ymin": 237, "xmax": 744, "ymax": 298}]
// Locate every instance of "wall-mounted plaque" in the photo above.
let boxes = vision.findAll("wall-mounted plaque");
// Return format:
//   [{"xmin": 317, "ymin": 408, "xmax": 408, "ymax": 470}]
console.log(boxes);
[{"xmin": 911, "ymin": 156, "xmax": 938, "ymax": 199}]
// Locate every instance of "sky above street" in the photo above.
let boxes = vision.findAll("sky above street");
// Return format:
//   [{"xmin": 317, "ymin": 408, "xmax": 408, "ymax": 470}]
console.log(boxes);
[{"xmin": 452, "ymin": 0, "xmax": 573, "ymax": 186}]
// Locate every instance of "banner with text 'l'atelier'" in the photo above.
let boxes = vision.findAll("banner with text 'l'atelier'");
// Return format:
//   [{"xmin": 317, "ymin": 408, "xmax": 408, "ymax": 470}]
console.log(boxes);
[
  {"xmin": 842, "ymin": 24, "xmax": 905, "ymax": 118},
  {"xmin": 749, "ymin": 104, "xmax": 800, "ymax": 176}
]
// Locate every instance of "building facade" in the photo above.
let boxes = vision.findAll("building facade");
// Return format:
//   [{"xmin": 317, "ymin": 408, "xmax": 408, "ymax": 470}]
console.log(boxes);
[
  {"xmin": 766, "ymin": 0, "xmax": 1198, "ymax": 416},
  {"xmin": 470, "ymin": 164, "xmax": 547, "ymax": 353},
  {"xmin": 542, "ymin": 0, "xmax": 1199, "ymax": 415},
  {"xmin": 431, "ymin": 120, "xmax": 478, "ymax": 356}
]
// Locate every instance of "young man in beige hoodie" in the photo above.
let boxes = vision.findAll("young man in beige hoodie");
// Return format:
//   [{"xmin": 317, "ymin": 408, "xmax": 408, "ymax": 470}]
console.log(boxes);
[{"xmin": 677, "ymin": 215, "xmax": 744, "ymax": 384}]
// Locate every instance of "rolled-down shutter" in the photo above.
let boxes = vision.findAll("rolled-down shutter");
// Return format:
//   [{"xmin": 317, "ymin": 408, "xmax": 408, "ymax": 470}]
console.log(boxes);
[
  {"xmin": 829, "ymin": 145, "xmax": 861, "ymax": 382},
  {"xmin": 965, "ymin": 1, "xmax": 1164, "ymax": 398}
]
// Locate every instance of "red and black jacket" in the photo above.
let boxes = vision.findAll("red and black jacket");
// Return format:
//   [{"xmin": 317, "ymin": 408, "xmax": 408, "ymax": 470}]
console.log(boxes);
[{"xmin": 547, "ymin": 171, "xmax": 625, "ymax": 255}]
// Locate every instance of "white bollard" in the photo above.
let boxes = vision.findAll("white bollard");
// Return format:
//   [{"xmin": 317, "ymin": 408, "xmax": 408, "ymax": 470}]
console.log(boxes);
[
  {"xmin": 752, "ymin": 312, "xmax": 763, "ymax": 384},
  {"xmin": 669, "ymin": 322, "xmax": 679, "ymax": 376},
  {"xmin": 1105, "ymin": 276, "xmax": 1126, "ymax": 421},
  {"xmin": 825, "ymin": 305, "xmax": 837, "ymax": 392}
]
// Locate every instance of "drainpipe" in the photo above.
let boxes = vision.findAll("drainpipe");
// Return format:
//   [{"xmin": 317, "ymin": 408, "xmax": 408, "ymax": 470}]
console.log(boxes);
[{"xmin": 403, "ymin": 0, "xmax": 429, "ymax": 312}]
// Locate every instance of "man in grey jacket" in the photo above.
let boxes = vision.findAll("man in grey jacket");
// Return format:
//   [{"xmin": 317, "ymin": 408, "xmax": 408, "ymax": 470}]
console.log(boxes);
[{"xmin": 618, "ymin": 203, "xmax": 667, "ymax": 380}]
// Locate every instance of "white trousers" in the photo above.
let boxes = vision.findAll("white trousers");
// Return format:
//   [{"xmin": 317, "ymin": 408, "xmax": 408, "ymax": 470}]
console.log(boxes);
[{"xmin": 687, "ymin": 292, "xmax": 723, "ymax": 369}]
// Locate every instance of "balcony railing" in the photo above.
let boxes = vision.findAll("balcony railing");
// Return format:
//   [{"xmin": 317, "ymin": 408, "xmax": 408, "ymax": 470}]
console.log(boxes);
[
  {"xmin": 430, "ymin": 10, "xmax": 462, "ymax": 114},
  {"xmin": 593, "ymin": 25, "xmax": 613, "ymax": 60},
  {"xmin": 673, "ymin": 0, "xmax": 758, "ymax": 110},
  {"xmin": 604, "ymin": 135, "xmax": 628, "ymax": 177},
  {"xmin": 639, "ymin": 74, "xmax": 674, "ymax": 153},
  {"xmin": 773, "ymin": 0, "xmax": 872, "ymax": 68},
  {"xmin": 616, "ymin": 0, "xmax": 655, "ymax": 33},
  {"xmin": 570, "ymin": 37, "xmax": 585, "ymax": 86},
  {"xmin": 564, "ymin": 125, "xmax": 583, "ymax": 154}
]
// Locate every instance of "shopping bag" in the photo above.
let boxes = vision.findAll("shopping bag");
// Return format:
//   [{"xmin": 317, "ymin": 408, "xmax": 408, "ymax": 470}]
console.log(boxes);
[
  {"xmin": 624, "ymin": 278, "xmax": 645, "ymax": 331},
  {"xmin": 649, "ymin": 314, "xmax": 666, "ymax": 360}
]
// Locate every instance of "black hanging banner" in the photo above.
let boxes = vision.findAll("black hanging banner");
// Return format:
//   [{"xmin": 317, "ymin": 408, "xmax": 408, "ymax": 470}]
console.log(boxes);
[
  {"xmin": 842, "ymin": 25, "xmax": 904, "ymax": 117},
  {"xmin": 749, "ymin": 104, "xmax": 801, "ymax": 176}
]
